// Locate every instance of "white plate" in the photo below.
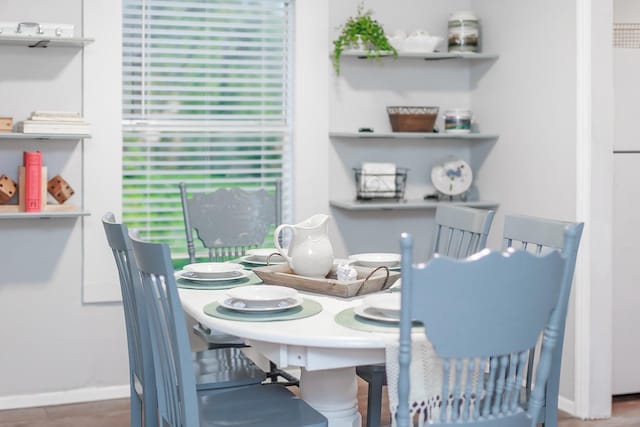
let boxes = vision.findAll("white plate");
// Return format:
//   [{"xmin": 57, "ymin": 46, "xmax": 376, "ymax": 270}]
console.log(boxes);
[
  {"xmin": 183, "ymin": 262, "xmax": 244, "ymax": 279},
  {"xmin": 353, "ymin": 304, "xmax": 400, "ymax": 323},
  {"xmin": 221, "ymin": 295, "xmax": 303, "ymax": 312},
  {"xmin": 176, "ymin": 269, "xmax": 251, "ymax": 283},
  {"xmin": 363, "ymin": 293, "xmax": 401, "ymax": 317},
  {"xmin": 348, "ymin": 253, "xmax": 401, "ymax": 268},
  {"xmin": 239, "ymin": 254, "xmax": 287, "ymax": 266},
  {"xmin": 246, "ymin": 248, "xmax": 285, "ymax": 263},
  {"xmin": 226, "ymin": 284, "xmax": 298, "ymax": 303}
]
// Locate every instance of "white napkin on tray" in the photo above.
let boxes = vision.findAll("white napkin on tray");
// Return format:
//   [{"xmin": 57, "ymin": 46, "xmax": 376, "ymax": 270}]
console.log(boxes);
[{"xmin": 361, "ymin": 162, "xmax": 396, "ymax": 198}]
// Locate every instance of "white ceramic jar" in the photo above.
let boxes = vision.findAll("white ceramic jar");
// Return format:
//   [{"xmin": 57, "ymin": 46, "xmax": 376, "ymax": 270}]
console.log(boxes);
[
  {"xmin": 448, "ymin": 11, "xmax": 479, "ymax": 53},
  {"xmin": 444, "ymin": 109, "xmax": 472, "ymax": 134}
]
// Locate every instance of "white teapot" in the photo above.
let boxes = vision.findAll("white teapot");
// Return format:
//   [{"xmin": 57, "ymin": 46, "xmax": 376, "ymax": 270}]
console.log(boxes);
[{"xmin": 274, "ymin": 214, "xmax": 334, "ymax": 278}]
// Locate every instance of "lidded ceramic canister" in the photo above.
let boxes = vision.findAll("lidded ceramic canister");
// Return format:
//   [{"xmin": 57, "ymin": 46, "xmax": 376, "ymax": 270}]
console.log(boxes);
[
  {"xmin": 448, "ymin": 11, "xmax": 479, "ymax": 53},
  {"xmin": 444, "ymin": 109, "xmax": 472, "ymax": 134}
]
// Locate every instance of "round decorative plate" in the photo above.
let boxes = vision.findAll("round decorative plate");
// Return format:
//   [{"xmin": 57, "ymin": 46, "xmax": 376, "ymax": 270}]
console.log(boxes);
[
  {"xmin": 220, "ymin": 295, "xmax": 303, "ymax": 313},
  {"xmin": 348, "ymin": 253, "xmax": 401, "ymax": 268},
  {"xmin": 226, "ymin": 284, "xmax": 298, "ymax": 302},
  {"xmin": 430, "ymin": 159, "xmax": 473, "ymax": 196},
  {"xmin": 177, "ymin": 269, "xmax": 251, "ymax": 283},
  {"xmin": 183, "ymin": 262, "xmax": 244, "ymax": 279}
]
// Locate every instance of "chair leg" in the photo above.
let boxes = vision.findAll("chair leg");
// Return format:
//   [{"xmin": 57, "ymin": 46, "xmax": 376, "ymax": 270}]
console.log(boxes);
[
  {"xmin": 129, "ymin": 383, "xmax": 142, "ymax": 427},
  {"xmin": 365, "ymin": 373, "xmax": 385, "ymax": 427}
]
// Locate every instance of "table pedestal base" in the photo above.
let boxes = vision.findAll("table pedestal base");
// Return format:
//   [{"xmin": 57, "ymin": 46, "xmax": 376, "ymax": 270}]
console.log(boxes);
[{"xmin": 299, "ymin": 367, "xmax": 361, "ymax": 427}]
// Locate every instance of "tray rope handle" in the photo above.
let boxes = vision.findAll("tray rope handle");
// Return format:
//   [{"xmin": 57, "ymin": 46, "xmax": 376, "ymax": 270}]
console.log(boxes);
[
  {"xmin": 266, "ymin": 252, "xmax": 281, "ymax": 266},
  {"xmin": 356, "ymin": 265, "xmax": 390, "ymax": 296}
]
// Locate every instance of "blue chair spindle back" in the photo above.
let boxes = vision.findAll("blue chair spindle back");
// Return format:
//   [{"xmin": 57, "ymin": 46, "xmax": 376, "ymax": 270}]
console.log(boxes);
[{"xmin": 396, "ymin": 233, "xmax": 567, "ymax": 427}]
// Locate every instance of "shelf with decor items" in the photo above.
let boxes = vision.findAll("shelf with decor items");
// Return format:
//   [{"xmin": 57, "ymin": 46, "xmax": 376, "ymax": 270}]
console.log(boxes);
[{"xmin": 0, "ymin": 31, "xmax": 93, "ymax": 220}]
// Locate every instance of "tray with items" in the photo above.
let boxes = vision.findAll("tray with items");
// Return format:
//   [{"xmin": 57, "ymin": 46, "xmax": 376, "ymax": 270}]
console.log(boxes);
[{"xmin": 252, "ymin": 263, "xmax": 400, "ymax": 298}]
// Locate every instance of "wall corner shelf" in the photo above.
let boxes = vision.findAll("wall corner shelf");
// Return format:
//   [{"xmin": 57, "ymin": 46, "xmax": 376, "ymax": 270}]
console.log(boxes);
[
  {"xmin": 0, "ymin": 205, "xmax": 90, "ymax": 219},
  {"xmin": 0, "ymin": 132, "xmax": 90, "ymax": 141},
  {"xmin": 330, "ymin": 199, "xmax": 499, "ymax": 211},
  {"xmin": 340, "ymin": 50, "xmax": 499, "ymax": 61},
  {"xmin": 0, "ymin": 36, "xmax": 94, "ymax": 48},
  {"xmin": 329, "ymin": 131, "xmax": 498, "ymax": 141}
]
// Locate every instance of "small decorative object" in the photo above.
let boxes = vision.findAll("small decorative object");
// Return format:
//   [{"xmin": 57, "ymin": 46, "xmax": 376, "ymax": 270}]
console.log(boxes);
[
  {"xmin": 336, "ymin": 263, "xmax": 358, "ymax": 282},
  {"xmin": 448, "ymin": 11, "xmax": 480, "ymax": 53},
  {"xmin": 387, "ymin": 106, "xmax": 439, "ymax": 132},
  {"xmin": 444, "ymin": 109, "xmax": 472, "ymax": 134},
  {"xmin": 0, "ymin": 117, "xmax": 12, "ymax": 132},
  {"xmin": 274, "ymin": 214, "xmax": 334, "ymax": 278},
  {"xmin": 47, "ymin": 174, "xmax": 75, "ymax": 204},
  {"xmin": 354, "ymin": 165, "xmax": 408, "ymax": 201},
  {"xmin": 388, "ymin": 30, "xmax": 443, "ymax": 53},
  {"xmin": 0, "ymin": 174, "xmax": 17, "ymax": 203},
  {"xmin": 332, "ymin": 3, "xmax": 397, "ymax": 74},
  {"xmin": 431, "ymin": 158, "xmax": 473, "ymax": 200}
]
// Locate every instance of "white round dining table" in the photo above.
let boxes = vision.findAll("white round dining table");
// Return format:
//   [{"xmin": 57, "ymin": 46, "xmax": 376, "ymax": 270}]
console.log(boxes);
[{"xmin": 178, "ymin": 286, "xmax": 399, "ymax": 427}]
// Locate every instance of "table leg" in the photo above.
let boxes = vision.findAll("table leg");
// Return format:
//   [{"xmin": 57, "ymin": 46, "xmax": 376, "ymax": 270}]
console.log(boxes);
[{"xmin": 299, "ymin": 367, "xmax": 362, "ymax": 427}]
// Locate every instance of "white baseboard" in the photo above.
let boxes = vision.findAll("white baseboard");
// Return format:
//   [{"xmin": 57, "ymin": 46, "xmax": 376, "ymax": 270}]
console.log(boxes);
[
  {"xmin": 559, "ymin": 395, "xmax": 576, "ymax": 416},
  {"xmin": 0, "ymin": 385, "xmax": 130, "ymax": 411}
]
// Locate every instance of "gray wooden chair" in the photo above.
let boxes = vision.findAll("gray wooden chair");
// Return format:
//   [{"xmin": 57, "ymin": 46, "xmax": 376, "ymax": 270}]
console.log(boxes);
[
  {"xmin": 395, "ymin": 233, "xmax": 567, "ymax": 427},
  {"xmin": 129, "ymin": 232, "xmax": 327, "ymax": 427},
  {"xmin": 179, "ymin": 181, "xmax": 281, "ymax": 263},
  {"xmin": 502, "ymin": 214, "xmax": 584, "ymax": 427},
  {"xmin": 357, "ymin": 205, "xmax": 495, "ymax": 427},
  {"xmin": 179, "ymin": 181, "xmax": 298, "ymax": 386},
  {"xmin": 102, "ymin": 213, "xmax": 267, "ymax": 426}
]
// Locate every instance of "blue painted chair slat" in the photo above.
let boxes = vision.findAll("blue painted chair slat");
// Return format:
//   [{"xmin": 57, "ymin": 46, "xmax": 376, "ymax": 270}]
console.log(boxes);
[
  {"xmin": 357, "ymin": 205, "xmax": 495, "ymax": 427},
  {"xmin": 129, "ymin": 233, "xmax": 327, "ymax": 427},
  {"xmin": 502, "ymin": 214, "xmax": 584, "ymax": 427},
  {"xmin": 395, "ymin": 233, "xmax": 567, "ymax": 427},
  {"xmin": 102, "ymin": 213, "xmax": 267, "ymax": 426}
]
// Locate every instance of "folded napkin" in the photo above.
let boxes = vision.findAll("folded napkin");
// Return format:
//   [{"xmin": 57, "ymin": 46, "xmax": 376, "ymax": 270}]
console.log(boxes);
[{"xmin": 360, "ymin": 162, "xmax": 396, "ymax": 198}]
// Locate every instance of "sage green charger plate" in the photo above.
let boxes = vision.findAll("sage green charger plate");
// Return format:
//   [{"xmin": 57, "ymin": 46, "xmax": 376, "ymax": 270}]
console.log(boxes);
[
  {"xmin": 335, "ymin": 307, "xmax": 401, "ymax": 333},
  {"xmin": 176, "ymin": 272, "xmax": 262, "ymax": 290},
  {"xmin": 203, "ymin": 298, "xmax": 322, "ymax": 322}
]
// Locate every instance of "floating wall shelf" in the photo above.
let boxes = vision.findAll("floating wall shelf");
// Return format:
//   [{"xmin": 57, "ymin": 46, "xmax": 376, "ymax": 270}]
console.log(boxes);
[
  {"xmin": 330, "ymin": 132, "xmax": 498, "ymax": 140},
  {"xmin": 330, "ymin": 199, "xmax": 499, "ymax": 211},
  {"xmin": 0, "ymin": 36, "xmax": 94, "ymax": 48}
]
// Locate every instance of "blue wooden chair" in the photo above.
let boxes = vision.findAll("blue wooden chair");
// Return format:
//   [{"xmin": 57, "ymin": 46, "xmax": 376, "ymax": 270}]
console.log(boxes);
[
  {"xmin": 129, "ymin": 232, "xmax": 327, "ymax": 427},
  {"xmin": 395, "ymin": 233, "xmax": 567, "ymax": 427},
  {"xmin": 179, "ymin": 181, "xmax": 281, "ymax": 264},
  {"xmin": 502, "ymin": 214, "xmax": 584, "ymax": 427},
  {"xmin": 357, "ymin": 205, "xmax": 495, "ymax": 427},
  {"xmin": 102, "ymin": 213, "xmax": 267, "ymax": 426},
  {"xmin": 180, "ymin": 181, "xmax": 298, "ymax": 387}
]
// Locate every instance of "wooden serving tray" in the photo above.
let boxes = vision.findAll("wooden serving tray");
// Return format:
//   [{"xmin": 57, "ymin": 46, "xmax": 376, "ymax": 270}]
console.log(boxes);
[{"xmin": 252, "ymin": 263, "xmax": 401, "ymax": 298}]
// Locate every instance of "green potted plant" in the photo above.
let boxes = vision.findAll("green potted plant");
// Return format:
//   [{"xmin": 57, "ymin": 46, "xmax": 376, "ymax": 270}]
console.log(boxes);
[{"xmin": 332, "ymin": 3, "xmax": 397, "ymax": 75}]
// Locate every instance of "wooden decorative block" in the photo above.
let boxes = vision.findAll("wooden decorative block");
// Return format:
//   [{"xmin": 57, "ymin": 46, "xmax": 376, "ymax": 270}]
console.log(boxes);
[
  {"xmin": 47, "ymin": 174, "xmax": 75, "ymax": 204},
  {"xmin": 0, "ymin": 117, "xmax": 12, "ymax": 132},
  {"xmin": 0, "ymin": 174, "xmax": 17, "ymax": 203}
]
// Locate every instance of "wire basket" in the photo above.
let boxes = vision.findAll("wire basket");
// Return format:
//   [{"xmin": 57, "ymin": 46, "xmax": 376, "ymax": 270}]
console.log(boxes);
[
  {"xmin": 387, "ymin": 106, "xmax": 439, "ymax": 132},
  {"xmin": 354, "ymin": 167, "xmax": 408, "ymax": 200}
]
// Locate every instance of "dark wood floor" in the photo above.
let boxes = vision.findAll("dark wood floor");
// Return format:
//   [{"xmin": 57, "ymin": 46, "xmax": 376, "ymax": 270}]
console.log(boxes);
[{"xmin": 1, "ymin": 384, "xmax": 639, "ymax": 427}]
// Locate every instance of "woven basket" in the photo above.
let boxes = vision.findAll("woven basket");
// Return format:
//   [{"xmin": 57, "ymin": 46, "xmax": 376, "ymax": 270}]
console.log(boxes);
[{"xmin": 387, "ymin": 106, "xmax": 439, "ymax": 132}]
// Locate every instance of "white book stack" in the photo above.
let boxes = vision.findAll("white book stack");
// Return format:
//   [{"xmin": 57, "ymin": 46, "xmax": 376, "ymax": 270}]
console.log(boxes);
[{"xmin": 18, "ymin": 111, "xmax": 90, "ymax": 135}]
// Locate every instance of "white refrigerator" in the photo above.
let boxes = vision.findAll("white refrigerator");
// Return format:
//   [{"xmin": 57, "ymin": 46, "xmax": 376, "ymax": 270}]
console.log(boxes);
[{"xmin": 612, "ymin": 29, "xmax": 640, "ymax": 394}]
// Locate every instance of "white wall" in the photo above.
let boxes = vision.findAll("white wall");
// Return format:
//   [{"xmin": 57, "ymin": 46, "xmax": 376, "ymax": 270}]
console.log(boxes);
[{"xmin": 0, "ymin": 0, "xmax": 129, "ymax": 409}]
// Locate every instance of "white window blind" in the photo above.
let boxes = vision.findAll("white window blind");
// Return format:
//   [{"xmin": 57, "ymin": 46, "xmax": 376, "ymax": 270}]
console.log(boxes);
[{"xmin": 122, "ymin": 0, "xmax": 293, "ymax": 259}]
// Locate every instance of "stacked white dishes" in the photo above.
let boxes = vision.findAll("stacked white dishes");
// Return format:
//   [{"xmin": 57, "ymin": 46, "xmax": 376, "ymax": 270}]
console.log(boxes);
[
  {"xmin": 177, "ymin": 262, "xmax": 251, "ymax": 282},
  {"xmin": 222, "ymin": 285, "xmax": 302, "ymax": 312},
  {"xmin": 354, "ymin": 293, "xmax": 401, "ymax": 323},
  {"xmin": 240, "ymin": 248, "xmax": 286, "ymax": 265},
  {"xmin": 348, "ymin": 253, "xmax": 401, "ymax": 269}
]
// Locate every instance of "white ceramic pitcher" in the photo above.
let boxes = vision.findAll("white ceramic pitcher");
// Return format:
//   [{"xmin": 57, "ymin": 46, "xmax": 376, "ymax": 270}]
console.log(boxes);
[{"xmin": 274, "ymin": 214, "xmax": 334, "ymax": 278}]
